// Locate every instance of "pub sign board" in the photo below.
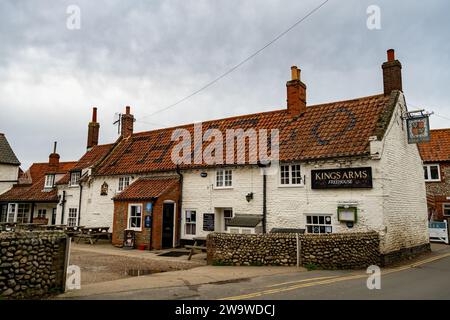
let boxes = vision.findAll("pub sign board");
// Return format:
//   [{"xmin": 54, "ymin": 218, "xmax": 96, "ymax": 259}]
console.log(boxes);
[
  {"xmin": 407, "ymin": 116, "xmax": 430, "ymax": 144},
  {"xmin": 311, "ymin": 167, "xmax": 373, "ymax": 189}
]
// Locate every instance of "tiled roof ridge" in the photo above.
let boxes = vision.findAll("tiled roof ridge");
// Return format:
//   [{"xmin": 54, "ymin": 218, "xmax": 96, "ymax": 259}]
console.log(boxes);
[{"xmin": 130, "ymin": 93, "xmax": 386, "ymax": 138}]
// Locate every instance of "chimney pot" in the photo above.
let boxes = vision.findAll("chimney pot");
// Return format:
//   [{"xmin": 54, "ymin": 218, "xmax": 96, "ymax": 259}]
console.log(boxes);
[
  {"xmin": 92, "ymin": 107, "xmax": 98, "ymax": 122},
  {"xmin": 49, "ymin": 141, "xmax": 60, "ymax": 166},
  {"xmin": 126, "ymin": 106, "xmax": 131, "ymax": 115},
  {"xmin": 286, "ymin": 66, "xmax": 307, "ymax": 117},
  {"xmin": 87, "ymin": 107, "xmax": 100, "ymax": 150},
  {"xmin": 382, "ymin": 49, "xmax": 402, "ymax": 95},
  {"xmin": 387, "ymin": 49, "xmax": 395, "ymax": 62}
]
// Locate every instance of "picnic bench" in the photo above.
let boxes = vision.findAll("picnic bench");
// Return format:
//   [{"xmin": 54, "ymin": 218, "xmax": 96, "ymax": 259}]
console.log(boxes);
[
  {"xmin": 185, "ymin": 236, "xmax": 207, "ymax": 260},
  {"xmin": 75, "ymin": 227, "xmax": 111, "ymax": 244},
  {"xmin": 65, "ymin": 225, "xmax": 84, "ymax": 238}
]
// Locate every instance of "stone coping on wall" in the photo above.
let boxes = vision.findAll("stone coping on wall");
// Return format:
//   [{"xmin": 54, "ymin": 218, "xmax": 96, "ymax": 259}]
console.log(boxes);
[{"xmin": 207, "ymin": 231, "xmax": 381, "ymax": 269}]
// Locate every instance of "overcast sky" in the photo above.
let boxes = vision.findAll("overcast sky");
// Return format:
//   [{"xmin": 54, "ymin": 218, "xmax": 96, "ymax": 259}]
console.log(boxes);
[{"xmin": 1, "ymin": 0, "xmax": 449, "ymax": 169}]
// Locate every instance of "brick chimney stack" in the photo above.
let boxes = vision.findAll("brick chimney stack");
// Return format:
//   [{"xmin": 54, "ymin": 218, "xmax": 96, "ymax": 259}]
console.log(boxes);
[
  {"xmin": 286, "ymin": 66, "xmax": 307, "ymax": 117},
  {"xmin": 49, "ymin": 141, "xmax": 60, "ymax": 166},
  {"xmin": 87, "ymin": 107, "xmax": 100, "ymax": 150},
  {"xmin": 382, "ymin": 49, "xmax": 403, "ymax": 95},
  {"xmin": 121, "ymin": 106, "xmax": 134, "ymax": 138}
]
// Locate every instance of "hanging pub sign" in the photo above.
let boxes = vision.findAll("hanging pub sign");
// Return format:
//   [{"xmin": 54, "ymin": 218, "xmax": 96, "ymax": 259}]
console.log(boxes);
[
  {"xmin": 203, "ymin": 213, "xmax": 215, "ymax": 231},
  {"xmin": 311, "ymin": 167, "xmax": 373, "ymax": 189},
  {"xmin": 406, "ymin": 115, "xmax": 430, "ymax": 144}
]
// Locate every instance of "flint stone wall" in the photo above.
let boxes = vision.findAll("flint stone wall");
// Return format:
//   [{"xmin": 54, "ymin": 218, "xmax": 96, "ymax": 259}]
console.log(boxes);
[
  {"xmin": 0, "ymin": 231, "xmax": 68, "ymax": 299},
  {"xmin": 207, "ymin": 232, "xmax": 380, "ymax": 269}
]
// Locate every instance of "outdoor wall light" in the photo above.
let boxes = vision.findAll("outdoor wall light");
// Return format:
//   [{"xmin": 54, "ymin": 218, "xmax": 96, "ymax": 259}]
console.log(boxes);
[{"xmin": 246, "ymin": 192, "xmax": 254, "ymax": 202}]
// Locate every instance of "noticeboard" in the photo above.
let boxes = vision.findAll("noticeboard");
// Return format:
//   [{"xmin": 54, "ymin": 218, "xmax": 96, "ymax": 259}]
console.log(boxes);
[{"xmin": 203, "ymin": 213, "xmax": 215, "ymax": 231}]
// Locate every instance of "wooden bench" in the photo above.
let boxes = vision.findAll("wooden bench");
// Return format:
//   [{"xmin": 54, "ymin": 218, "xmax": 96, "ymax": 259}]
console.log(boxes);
[{"xmin": 75, "ymin": 227, "xmax": 111, "ymax": 245}]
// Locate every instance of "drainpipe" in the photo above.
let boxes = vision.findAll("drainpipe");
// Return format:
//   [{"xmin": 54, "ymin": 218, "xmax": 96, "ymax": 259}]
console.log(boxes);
[
  {"xmin": 77, "ymin": 184, "xmax": 83, "ymax": 226},
  {"xmin": 60, "ymin": 191, "xmax": 66, "ymax": 224},
  {"xmin": 176, "ymin": 165, "xmax": 183, "ymax": 247},
  {"xmin": 30, "ymin": 202, "xmax": 35, "ymax": 224},
  {"xmin": 257, "ymin": 162, "xmax": 268, "ymax": 233}
]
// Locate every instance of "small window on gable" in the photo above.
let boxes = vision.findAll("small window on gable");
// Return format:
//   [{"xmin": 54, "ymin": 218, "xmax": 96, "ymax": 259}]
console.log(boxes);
[
  {"xmin": 118, "ymin": 176, "xmax": 131, "ymax": 192},
  {"xmin": 44, "ymin": 174, "xmax": 55, "ymax": 188},
  {"xmin": 70, "ymin": 172, "xmax": 81, "ymax": 186}
]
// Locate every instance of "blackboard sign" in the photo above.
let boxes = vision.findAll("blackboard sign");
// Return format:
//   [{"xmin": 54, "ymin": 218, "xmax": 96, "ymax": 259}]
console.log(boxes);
[
  {"xmin": 203, "ymin": 213, "xmax": 215, "ymax": 231},
  {"xmin": 123, "ymin": 229, "xmax": 136, "ymax": 249},
  {"xmin": 311, "ymin": 167, "xmax": 373, "ymax": 189}
]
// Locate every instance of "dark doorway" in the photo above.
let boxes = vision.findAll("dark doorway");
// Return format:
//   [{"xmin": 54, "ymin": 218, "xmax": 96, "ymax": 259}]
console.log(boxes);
[{"xmin": 162, "ymin": 202, "xmax": 175, "ymax": 248}]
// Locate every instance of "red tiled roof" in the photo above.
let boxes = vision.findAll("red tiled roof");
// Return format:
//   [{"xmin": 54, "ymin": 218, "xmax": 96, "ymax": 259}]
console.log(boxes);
[
  {"xmin": 95, "ymin": 93, "xmax": 396, "ymax": 176},
  {"xmin": 418, "ymin": 129, "xmax": 450, "ymax": 162},
  {"xmin": 113, "ymin": 177, "xmax": 179, "ymax": 201},
  {"xmin": 0, "ymin": 161, "xmax": 76, "ymax": 202},
  {"xmin": 56, "ymin": 144, "xmax": 114, "ymax": 185}
]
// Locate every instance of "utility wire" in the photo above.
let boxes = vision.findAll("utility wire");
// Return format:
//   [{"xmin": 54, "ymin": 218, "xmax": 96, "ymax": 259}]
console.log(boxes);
[{"xmin": 140, "ymin": 0, "xmax": 331, "ymax": 120}]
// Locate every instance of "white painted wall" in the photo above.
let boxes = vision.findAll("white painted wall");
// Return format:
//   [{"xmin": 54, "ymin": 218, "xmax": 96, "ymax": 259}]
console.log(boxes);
[
  {"xmin": 181, "ymin": 167, "xmax": 263, "ymax": 239},
  {"xmin": 377, "ymin": 93, "xmax": 429, "ymax": 253},
  {"xmin": 0, "ymin": 164, "xmax": 19, "ymax": 195}
]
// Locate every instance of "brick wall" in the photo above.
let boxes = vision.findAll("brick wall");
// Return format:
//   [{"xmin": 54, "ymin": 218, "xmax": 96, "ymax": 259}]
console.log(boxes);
[
  {"xmin": 112, "ymin": 183, "xmax": 180, "ymax": 250},
  {"xmin": 425, "ymin": 162, "xmax": 450, "ymax": 220}
]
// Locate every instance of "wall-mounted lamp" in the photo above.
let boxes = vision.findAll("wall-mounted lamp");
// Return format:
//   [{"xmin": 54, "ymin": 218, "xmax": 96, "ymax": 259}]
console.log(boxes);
[{"xmin": 246, "ymin": 192, "xmax": 254, "ymax": 202}]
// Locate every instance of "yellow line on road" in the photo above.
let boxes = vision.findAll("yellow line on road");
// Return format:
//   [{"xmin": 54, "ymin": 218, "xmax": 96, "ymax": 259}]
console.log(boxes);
[
  {"xmin": 264, "ymin": 275, "xmax": 341, "ymax": 288},
  {"xmin": 219, "ymin": 252, "xmax": 450, "ymax": 300}
]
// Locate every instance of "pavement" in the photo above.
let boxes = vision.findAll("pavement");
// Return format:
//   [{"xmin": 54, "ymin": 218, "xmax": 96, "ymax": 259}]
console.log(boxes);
[{"xmin": 59, "ymin": 243, "xmax": 450, "ymax": 300}]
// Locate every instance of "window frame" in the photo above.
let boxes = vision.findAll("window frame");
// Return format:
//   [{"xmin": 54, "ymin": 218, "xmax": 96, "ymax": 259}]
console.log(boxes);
[
  {"xmin": 68, "ymin": 208, "xmax": 78, "ymax": 227},
  {"xmin": 215, "ymin": 169, "xmax": 233, "ymax": 189},
  {"xmin": 37, "ymin": 209, "xmax": 47, "ymax": 219},
  {"xmin": 279, "ymin": 164, "xmax": 304, "ymax": 187},
  {"xmin": 44, "ymin": 174, "xmax": 55, "ymax": 188},
  {"xmin": 127, "ymin": 203, "xmax": 143, "ymax": 231},
  {"xmin": 118, "ymin": 176, "xmax": 131, "ymax": 192},
  {"xmin": 424, "ymin": 164, "xmax": 441, "ymax": 182},
  {"xmin": 305, "ymin": 214, "xmax": 333, "ymax": 234},
  {"xmin": 70, "ymin": 171, "xmax": 81, "ymax": 187},
  {"xmin": 184, "ymin": 209, "xmax": 197, "ymax": 236},
  {"xmin": 443, "ymin": 203, "xmax": 450, "ymax": 217}
]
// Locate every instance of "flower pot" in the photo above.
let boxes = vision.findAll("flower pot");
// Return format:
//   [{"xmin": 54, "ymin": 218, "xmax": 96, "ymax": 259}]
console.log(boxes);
[{"xmin": 138, "ymin": 244, "xmax": 146, "ymax": 251}]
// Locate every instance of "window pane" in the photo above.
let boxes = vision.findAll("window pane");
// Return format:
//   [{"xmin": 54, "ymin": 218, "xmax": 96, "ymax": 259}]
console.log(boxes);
[
  {"xmin": 430, "ymin": 166, "xmax": 439, "ymax": 180},
  {"xmin": 291, "ymin": 165, "xmax": 302, "ymax": 184},
  {"xmin": 280, "ymin": 165, "xmax": 289, "ymax": 184},
  {"xmin": 423, "ymin": 166, "xmax": 428, "ymax": 180},
  {"xmin": 319, "ymin": 216, "xmax": 325, "ymax": 224},
  {"xmin": 306, "ymin": 216, "xmax": 311, "ymax": 224},
  {"xmin": 312, "ymin": 216, "xmax": 318, "ymax": 224}
]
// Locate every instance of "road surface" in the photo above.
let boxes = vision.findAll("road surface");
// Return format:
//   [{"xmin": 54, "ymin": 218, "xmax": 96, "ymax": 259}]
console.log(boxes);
[{"xmin": 73, "ymin": 245, "xmax": 450, "ymax": 300}]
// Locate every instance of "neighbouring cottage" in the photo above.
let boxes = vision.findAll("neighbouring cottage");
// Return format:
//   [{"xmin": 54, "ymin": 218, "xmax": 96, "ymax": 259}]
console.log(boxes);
[
  {"xmin": 0, "ymin": 133, "xmax": 21, "ymax": 196},
  {"xmin": 418, "ymin": 128, "xmax": 450, "ymax": 221},
  {"xmin": 0, "ymin": 143, "xmax": 76, "ymax": 225},
  {"xmin": 54, "ymin": 108, "xmax": 114, "ymax": 227},
  {"xmin": 54, "ymin": 49, "xmax": 429, "ymax": 259}
]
